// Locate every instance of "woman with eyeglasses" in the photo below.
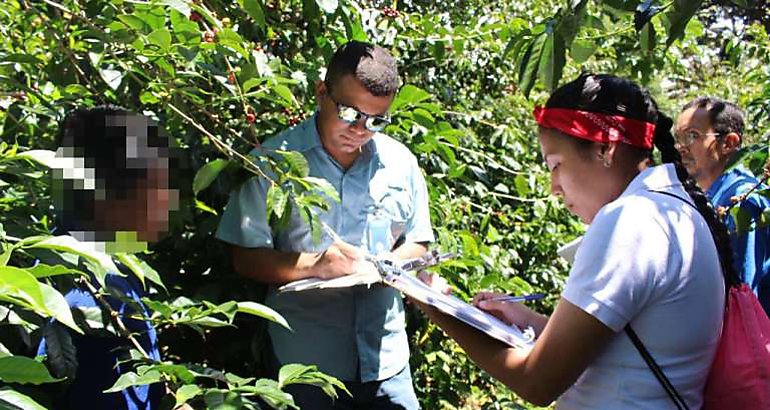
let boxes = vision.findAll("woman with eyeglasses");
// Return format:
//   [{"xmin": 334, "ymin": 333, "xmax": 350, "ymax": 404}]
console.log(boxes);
[{"xmin": 419, "ymin": 74, "xmax": 738, "ymax": 409}]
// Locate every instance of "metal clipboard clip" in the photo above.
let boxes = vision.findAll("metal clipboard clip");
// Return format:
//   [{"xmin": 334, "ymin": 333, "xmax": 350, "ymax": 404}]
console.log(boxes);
[{"xmin": 368, "ymin": 250, "xmax": 455, "ymax": 281}]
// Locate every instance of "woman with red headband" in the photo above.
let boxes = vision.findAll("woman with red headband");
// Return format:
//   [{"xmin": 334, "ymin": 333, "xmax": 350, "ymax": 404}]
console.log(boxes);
[{"xmin": 420, "ymin": 74, "xmax": 737, "ymax": 409}]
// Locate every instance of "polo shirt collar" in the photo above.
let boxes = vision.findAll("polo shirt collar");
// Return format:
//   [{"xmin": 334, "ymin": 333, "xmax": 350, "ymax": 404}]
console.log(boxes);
[{"xmin": 620, "ymin": 163, "xmax": 682, "ymax": 199}]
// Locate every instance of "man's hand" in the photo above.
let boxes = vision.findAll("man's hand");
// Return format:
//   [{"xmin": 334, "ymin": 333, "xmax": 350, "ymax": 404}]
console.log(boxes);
[
  {"xmin": 313, "ymin": 240, "xmax": 364, "ymax": 280},
  {"xmin": 417, "ymin": 271, "xmax": 452, "ymax": 295}
]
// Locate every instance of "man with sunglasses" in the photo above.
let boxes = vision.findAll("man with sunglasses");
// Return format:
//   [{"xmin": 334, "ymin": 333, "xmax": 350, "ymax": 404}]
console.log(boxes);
[
  {"xmin": 676, "ymin": 97, "xmax": 770, "ymax": 315},
  {"xmin": 217, "ymin": 41, "xmax": 433, "ymax": 409}
]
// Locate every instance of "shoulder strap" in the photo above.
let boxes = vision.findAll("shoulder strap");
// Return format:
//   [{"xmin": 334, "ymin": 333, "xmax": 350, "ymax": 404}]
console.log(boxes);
[
  {"xmin": 648, "ymin": 189, "xmax": 696, "ymax": 210},
  {"xmin": 626, "ymin": 326, "xmax": 689, "ymax": 410},
  {"xmin": 628, "ymin": 190, "xmax": 692, "ymax": 409}
]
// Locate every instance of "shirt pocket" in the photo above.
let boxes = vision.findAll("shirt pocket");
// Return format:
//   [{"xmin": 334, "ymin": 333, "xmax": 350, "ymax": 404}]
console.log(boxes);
[{"xmin": 373, "ymin": 184, "xmax": 413, "ymax": 244}]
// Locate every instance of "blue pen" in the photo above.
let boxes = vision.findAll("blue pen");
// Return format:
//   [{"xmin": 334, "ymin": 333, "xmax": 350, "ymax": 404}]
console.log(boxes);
[{"xmin": 489, "ymin": 293, "xmax": 546, "ymax": 303}]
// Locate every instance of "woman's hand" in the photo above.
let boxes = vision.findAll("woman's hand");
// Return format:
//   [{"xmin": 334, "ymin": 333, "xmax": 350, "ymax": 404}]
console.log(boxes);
[{"xmin": 473, "ymin": 292, "xmax": 544, "ymax": 332}]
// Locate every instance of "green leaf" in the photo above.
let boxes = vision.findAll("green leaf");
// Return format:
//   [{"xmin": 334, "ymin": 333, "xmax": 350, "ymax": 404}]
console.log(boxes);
[
  {"xmin": 538, "ymin": 32, "xmax": 566, "ymax": 91},
  {"xmin": 146, "ymin": 29, "xmax": 172, "ymax": 51},
  {"xmin": 277, "ymin": 363, "xmax": 348, "ymax": 399},
  {"xmin": 39, "ymin": 282, "xmax": 82, "ymax": 334},
  {"xmin": 239, "ymin": 0, "xmax": 266, "ymax": 28},
  {"xmin": 237, "ymin": 301, "xmax": 291, "ymax": 330},
  {"xmin": 267, "ymin": 184, "xmax": 288, "ymax": 219},
  {"xmin": 195, "ymin": 199, "xmax": 218, "ymax": 215},
  {"xmin": 217, "ymin": 29, "xmax": 249, "ymax": 59},
  {"xmin": 272, "ymin": 84, "xmax": 298, "ymax": 107},
  {"xmin": 104, "ymin": 370, "xmax": 163, "ymax": 393},
  {"xmin": 570, "ymin": 39, "xmax": 597, "ymax": 63},
  {"xmin": 26, "ymin": 235, "xmax": 120, "ymax": 286},
  {"xmin": 160, "ymin": 0, "xmax": 191, "ymax": 16},
  {"xmin": 204, "ymin": 390, "xmax": 243, "ymax": 409},
  {"xmin": 99, "ymin": 68, "xmax": 124, "ymax": 90},
  {"xmin": 115, "ymin": 253, "xmax": 166, "ymax": 291},
  {"xmin": 117, "ymin": 14, "xmax": 147, "ymax": 32},
  {"xmin": 665, "ymin": 0, "xmax": 704, "ymax": 47},
  {"xmin": 730, "ymin": 206, "xmax": 752, "ymax": 235},
  {"xmin": 27, "ymin": 264, "xmax": 83, "ymax": 279},
  {"xmin": 0, "ymin": 387, "xmax": 47, "ymax": 410},
  {"xmin": 304, "ymin": 177, "xmax": 340, "ymax": 202},
  {"xmin": 518, "ymin": 33, "xmax": 547, "ymax": 97},
  {"xmin": 1, "ymin": 53, "xmax": 44, "ymax": 65},
  {"xmin": 315, "ymin": 0, "xmax": 338, "ymax": 14},
  {"xmin": 193, "ymin": 159, "xmax": 230, "ymax": 195},
  {"xmin": 277, "ymin": 151, "xmax": 310, "ymax": 177},
  {"xmin": 41, "ymin": 323, "xmax": 78, "ymax": 380},
  {"xmin": 0, "ymin": 356, "xmax": 62, "ymax": 385},
  {"xmin": 15, "ymin": 149, "xmax": 57, "ymax": 168},
  {"xmin": 64, "ymin": 84, "xmax": 91, "ymax": 96},
  {"xmin": 175, "ymin": 384, "xmax": 202, "ymax": 407},
  {"xmin": 0, "ymin": 266, "xmax": 47, "ymax": 315},
  {"xmin": 246, "ymin": 379, "xmax": 296, "ymax": 408},
  {"xmin": 514, "ymin": 174, "xmax": 530, "ymax": 196},
  {"xmin": 640, "ymin": 22, "xmax": 656, "ymax": 52},
  {"xmin": 390, "ymin": 85, "xmax": 432, "ymax": 112}
]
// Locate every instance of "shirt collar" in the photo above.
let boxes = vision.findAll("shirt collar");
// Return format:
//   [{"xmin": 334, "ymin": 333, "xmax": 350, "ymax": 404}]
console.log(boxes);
[
  {"xmin": 706, "ymin": 164, "xmax": 752, "ymax": 199},
  {"xmin": 620, "ymin": 163, "xmax": 683, "ymax": 198}
]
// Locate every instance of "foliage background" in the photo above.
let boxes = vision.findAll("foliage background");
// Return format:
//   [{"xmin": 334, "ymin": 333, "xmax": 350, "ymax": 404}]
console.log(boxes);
[{"xmin": 0, "ymin": 0, "xmax": 768, "ymax": 408}]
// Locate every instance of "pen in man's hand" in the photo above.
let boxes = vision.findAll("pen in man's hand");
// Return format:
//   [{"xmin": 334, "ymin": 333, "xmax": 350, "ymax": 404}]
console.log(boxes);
[{"xmin": 489, "ymin": 293, "xmax": 546, "ymax": 303}]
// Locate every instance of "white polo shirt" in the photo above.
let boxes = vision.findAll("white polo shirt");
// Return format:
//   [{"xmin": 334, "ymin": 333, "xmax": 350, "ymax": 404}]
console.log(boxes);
[{"xmin": 558, "ymin": 164, "xmax": 725, "ymax": 409}]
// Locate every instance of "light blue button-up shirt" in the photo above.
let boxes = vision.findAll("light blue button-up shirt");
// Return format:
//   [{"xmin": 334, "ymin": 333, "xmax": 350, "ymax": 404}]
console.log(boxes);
[
  {"xmin": 707, "ymin": 165, "xmax": 770, "ymax": 314},
  {"xmin": 216, "ymin": 114, "xmax": 434, "ymax": 382}
]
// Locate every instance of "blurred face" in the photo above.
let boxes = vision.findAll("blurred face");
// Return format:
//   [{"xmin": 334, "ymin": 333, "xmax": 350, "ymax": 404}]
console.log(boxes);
[
  {"xmin": 315, "ymin": 75, "xmax": 394, "ymax": 168},
  {"xmin": 674, "ymin": 107, "xmax": 726, "ymax": 188},
  {"xmin": 538, "ymin": 128, "xmax": 624, "ymax": 224},
  {"xmin": 100, "ymin": 165, "xmax": 178, "ymax": 242},
  {"xmin": 135, "ymin": 165, "xmax": 178, "ymax": 242}
]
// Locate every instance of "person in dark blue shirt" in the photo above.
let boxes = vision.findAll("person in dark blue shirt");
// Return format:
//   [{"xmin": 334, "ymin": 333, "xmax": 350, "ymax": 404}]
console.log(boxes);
[
  {"xmin": 37, "ymin": 106, "xmax": 179, "ymax": 409},
  {"xmin": 676, "ymin": 97, "xmax": 770, "ymax": 314}
]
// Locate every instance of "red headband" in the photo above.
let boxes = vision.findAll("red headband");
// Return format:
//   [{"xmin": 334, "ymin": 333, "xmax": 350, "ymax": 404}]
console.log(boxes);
[{"xmin": 533, "ymin": 107, "xmax": 655, "ymax": 150}]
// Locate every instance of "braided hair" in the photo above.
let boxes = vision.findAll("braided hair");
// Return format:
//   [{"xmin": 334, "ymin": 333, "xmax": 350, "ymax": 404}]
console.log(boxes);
[{"xmin": 544, "ymin": 74, "xmax": 740, "ymax": 288}]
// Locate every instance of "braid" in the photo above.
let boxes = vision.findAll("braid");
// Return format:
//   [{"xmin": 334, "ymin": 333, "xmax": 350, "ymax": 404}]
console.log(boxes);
[{"xmin": 652, "ymin": 113, "xmax": 741, "ymax": 289}]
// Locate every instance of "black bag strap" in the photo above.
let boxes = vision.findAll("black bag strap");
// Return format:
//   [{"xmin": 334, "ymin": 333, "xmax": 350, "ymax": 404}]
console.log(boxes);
[
  {"xmin": 625, "ymin": 326, "xmax": 689, "ymax": 410},
  {"xmin": 648, "ymin": 190, "xmax": 696, "ymax": 210},
  {"xmin": 625, "ymin": 189, "xmax": 693, "ymax": 410}
]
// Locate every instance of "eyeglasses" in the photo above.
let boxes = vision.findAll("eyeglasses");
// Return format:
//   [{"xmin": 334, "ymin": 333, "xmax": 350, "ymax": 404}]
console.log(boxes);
[
  {"xmin": 326, "ymin": 92, "xmax": 391, "ymax": 133},
  {"xmin": 674, "ymin": 128, "xmax": 722, "ymax": 149}
]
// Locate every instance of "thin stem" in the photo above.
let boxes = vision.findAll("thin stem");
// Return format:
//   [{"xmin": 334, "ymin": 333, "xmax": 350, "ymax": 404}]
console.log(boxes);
[
  {"xmin": 80, "ymin": 277, "xmax": 151, "ymax": 359},
  {"xmin": 166, "ymin": 103, "xmax": 275, "ymax": 183}
]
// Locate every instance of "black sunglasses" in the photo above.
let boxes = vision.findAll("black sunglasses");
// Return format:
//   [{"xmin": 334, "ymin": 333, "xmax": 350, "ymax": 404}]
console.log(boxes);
[{"xmin": 325, "ymin": 91, "xmax": 391, "ymax": 132}]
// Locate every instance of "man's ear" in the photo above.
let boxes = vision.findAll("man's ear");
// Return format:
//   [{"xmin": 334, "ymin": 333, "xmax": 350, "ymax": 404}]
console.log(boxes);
[
  {"xmin": 720, "ymin": 132, "xmax": 741, "ymax": 156},
  {"xmin": 315, "ymin": 80, "xmax": 327, "ymax": 101}
]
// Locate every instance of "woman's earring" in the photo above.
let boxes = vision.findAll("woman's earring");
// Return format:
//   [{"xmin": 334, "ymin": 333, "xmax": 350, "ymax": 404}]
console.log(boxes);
[{"xmin": 603, "ymin": 160, "xmax": 611, "ymax": 168}]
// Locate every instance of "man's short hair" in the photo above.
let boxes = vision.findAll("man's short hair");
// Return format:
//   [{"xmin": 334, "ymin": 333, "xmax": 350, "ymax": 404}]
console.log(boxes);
[
  {"xmin": 324, "ymin": 40, "xmax": 399, "ymax": 97},
  {"xmin": 682, "ymin": 96, "xmax": 745, "ymax": 141}
]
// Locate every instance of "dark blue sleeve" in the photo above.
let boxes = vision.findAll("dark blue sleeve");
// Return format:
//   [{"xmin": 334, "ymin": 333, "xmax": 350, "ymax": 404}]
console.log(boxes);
[{"xmin": 38, "ymin": 274, "xmax": 164, "ymax": 410}]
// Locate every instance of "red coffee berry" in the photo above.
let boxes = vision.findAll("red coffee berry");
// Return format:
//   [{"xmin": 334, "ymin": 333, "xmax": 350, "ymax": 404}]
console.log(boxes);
[
  {"xmin": 246, "ymin": 113, "xmax": 256, "ymax": 123},
  {"xmin": 203, "ymin": 30, "xmax": 215, "ymax": 43},
  {"xmin": 228, "ymin": 72, "xmax": 236, "ymax": 84},
  {"xmin": 190, "ymin": 11, "xmax": 202, "ymax": 22}
]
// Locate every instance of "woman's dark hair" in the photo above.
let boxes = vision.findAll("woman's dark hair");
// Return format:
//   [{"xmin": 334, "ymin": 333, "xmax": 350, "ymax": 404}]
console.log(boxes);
[
  {"xmin": 54, "ymin": 105, "xmax": 175, "ymax": 234},
  {"xmin": 324, "ymin": 40, "xmax": 399, "ymax": 97},
  {"xmin": 545, "ymin": 74, "xmax": 740, "ymax": 288}
]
